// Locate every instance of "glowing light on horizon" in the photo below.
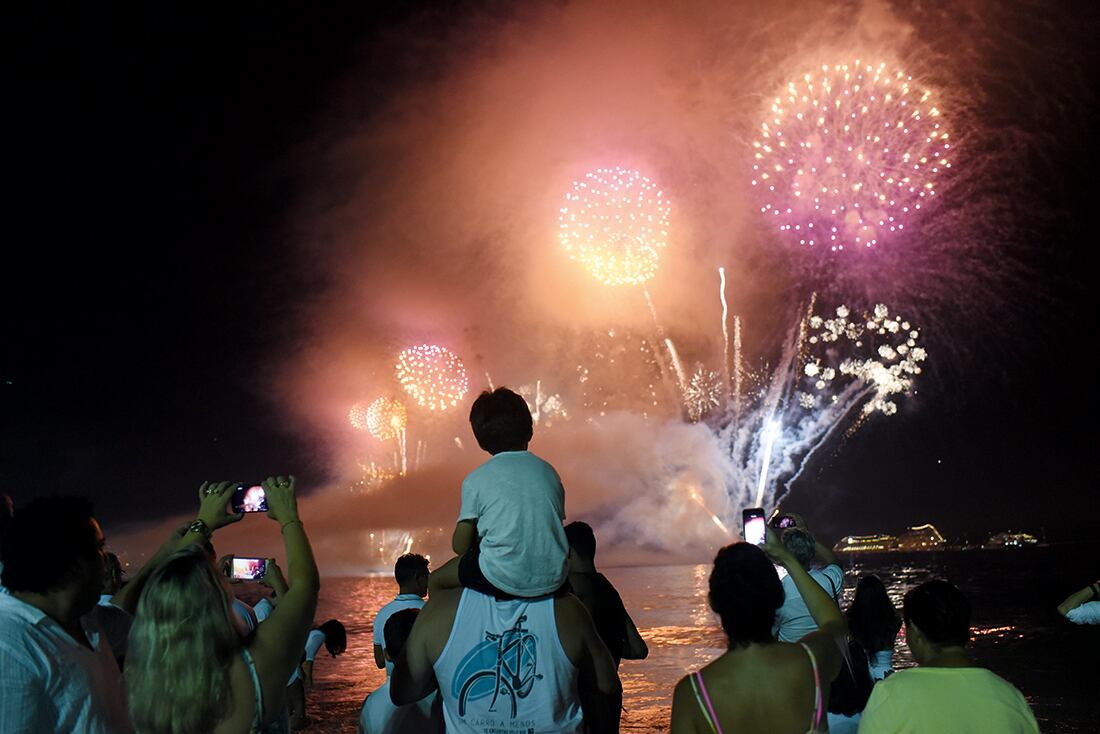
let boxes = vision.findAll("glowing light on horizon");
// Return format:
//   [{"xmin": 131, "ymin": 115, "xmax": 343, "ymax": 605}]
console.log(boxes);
[
  {"xmin": 752, "ymin": 59, "xmax": 951, "ymax": 251},
  {"xmin": 396, "ymin": 344, "xmax": 469, "ymax": 411},
  {"xmin": 558, "ymin": 167, "xmax": 672, "ymax": 286}
]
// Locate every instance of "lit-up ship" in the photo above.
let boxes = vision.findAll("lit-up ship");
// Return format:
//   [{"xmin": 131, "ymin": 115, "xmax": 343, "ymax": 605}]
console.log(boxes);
[
  {"xmin": 833, "ymin": 523, "xmax": 947, "ymax": 553},
  {"xmin": 834, "ymin": 534, "xmax": 898, "ymax": 553},
  {"xmin": 985, "ymin": 531, "xmax": 1040, "ymax": 548}
]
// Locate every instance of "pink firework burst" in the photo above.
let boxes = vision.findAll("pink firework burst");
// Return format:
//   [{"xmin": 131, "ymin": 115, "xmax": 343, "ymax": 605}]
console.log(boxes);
[{"xmin": 752, "ymin": 59, "xmax": 952, "ymax": 251}]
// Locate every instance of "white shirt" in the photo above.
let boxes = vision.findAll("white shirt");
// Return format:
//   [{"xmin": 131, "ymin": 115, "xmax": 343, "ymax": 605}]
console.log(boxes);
[
  {"xmin": 359, "ymin": 681, "xmax": 443, "ymax": 734},
  {"xmin": 1065, "ymin": 600, "xmax": 1100, "ymax": 625},
  {"xmin": 459, "ymin": 450, "xmax": 569, "ymax": 596},
  {"xmin": 254, "ymin": 596, "xmax": 274, "ymax": 623},
  {"xmin": 288, "ymin": 628, "xmax": 327, "ymax": 685},
  {"xmin": 232, "ymin": 598, "xmax": 258, "ymax": 633},
  {"xmin": 773, "ymin": 564, "xmax": 844, "ymax": 642},
  {"xmin": 374, "ymin": 594, "xmax": 426, "ymax": 679},
  {"xmin": 0, "ymin": 593, "xmax": 132, "ymax": 733}
]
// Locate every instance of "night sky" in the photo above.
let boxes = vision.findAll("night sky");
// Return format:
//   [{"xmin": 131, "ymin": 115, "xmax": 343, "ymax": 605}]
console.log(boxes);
[{"xmin": 4, "ymin": 1, "xmax": 1097, "ymax": 552}]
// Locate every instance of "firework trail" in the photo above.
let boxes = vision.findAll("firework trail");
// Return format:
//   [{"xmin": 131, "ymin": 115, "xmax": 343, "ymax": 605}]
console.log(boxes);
[
  {"xmin": 715, "ymin": 300, "xmax": 926, "ymax": 520},
  {"xmin": 719, "ymin": 267, "xmax": 732, "ymax": 400}
]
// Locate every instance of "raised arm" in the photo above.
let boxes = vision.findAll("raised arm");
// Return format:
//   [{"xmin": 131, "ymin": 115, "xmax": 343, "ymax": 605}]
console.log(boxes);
[
  {"xmin": 243, "ymin": 477, "xmax": 321, "ymax": 724},
  {"xmin": 763, "ymin": 526, "xmax": 846, "ymax": 681},
  {"xmin": 112, "ymin": 481, "xmax": 245, "ymax": 614},
  {"xmin": 1057, "ymin": 581, "xmax": 1099, "ymax": 617}
]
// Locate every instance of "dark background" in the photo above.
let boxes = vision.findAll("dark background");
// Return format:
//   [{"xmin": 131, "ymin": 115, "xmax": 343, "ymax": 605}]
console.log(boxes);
[{"xmin": 4, "ymin": 2, "xmax": 1096, "ymax": 543}]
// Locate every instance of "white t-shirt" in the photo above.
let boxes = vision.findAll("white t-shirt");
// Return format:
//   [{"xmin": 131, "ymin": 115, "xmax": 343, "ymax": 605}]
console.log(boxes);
[
  {"xmin": 1065, "ymin": 600, "xmax": 1100, "ymax": 625},
  {"xmin": 459, "ymin": 450, "xmax": 569, "ymax": 597},
  {"xmin": 0, "ymin": 593, "xmax": 132, "ymax": 733},
  {"xmin": 288, "ymin": 628, "xmax": 327, "ymax": 685},
  {"xmin": 773, "ymin": 564, "xmax": 844, "ymax": 642},
  {"xmin": 232, "ymin": 598, "xmax": 258, "ymax": 633},
  {"xmin": 253, "ymin": 596, "xmax": 274, "ymax": 623},
  {"xmin": 373, "ymin": 594, "xmax": 426, "ymax": 679},
  {"xmin": 359, "ymin": 681, "xmax": 443, "ymax": 734}
]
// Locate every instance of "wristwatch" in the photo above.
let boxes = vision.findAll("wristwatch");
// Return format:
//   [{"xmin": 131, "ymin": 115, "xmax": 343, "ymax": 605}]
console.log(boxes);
[{"xmin": 186, "ymin": 518, "xmax": 212, "ymax": 539}]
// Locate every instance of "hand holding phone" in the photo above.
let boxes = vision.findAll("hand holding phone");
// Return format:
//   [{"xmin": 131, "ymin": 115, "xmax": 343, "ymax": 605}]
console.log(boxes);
[
  {"xmin": 228, "ymin": 556, "xmax": 270, "ymax": 581},
  {"xmin": 742, "ymin": 507, "xmax": 767, "ymax": 545}
]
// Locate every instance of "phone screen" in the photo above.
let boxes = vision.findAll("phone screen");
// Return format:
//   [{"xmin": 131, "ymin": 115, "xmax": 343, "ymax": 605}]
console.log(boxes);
[
  {"xmin": 230, "ymin": 557, "xmax": 268, "ymax": 581},
  {"xmin": 231, "ymin": 483, "xmax": 268, "ymax": 513},
  {"xmin": 743, "ymin": 507, "xmax": 767, "ymax": 545}
]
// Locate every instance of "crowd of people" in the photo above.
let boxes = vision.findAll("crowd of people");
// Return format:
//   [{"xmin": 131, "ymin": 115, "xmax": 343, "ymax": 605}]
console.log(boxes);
[{"xmin": 0, "ymin": 386, "xmax": 1093, "ymax": 733}]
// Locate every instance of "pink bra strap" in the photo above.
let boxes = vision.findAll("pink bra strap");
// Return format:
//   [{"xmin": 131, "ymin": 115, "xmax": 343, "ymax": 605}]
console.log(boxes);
[
  {"xmin": 689, "ymin": 671, "xmax": 723, "ymax": 734},
  {"xmin": 798, "ymin": 642, "xmax": 824, "ymax": 730}
]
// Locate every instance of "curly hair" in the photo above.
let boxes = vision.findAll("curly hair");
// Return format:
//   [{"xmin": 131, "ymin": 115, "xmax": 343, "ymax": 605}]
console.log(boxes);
[{"xmin": 708, "ymin": 543, "xmax": 784, "ymax": 648}]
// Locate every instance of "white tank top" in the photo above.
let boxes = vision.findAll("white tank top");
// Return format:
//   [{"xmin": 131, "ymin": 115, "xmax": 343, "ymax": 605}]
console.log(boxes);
[{"xmin": 433, "ymin": 588, "xmax": 583, "ymax": 734}]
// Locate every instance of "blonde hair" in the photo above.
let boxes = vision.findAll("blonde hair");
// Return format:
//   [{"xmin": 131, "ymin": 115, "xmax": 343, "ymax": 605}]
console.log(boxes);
[{"xmin": 125, "ymin": 545, "xmax": 244, "ymax": 734}]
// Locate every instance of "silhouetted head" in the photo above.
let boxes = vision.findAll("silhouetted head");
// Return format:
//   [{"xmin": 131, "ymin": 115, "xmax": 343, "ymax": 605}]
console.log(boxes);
[
  {"xmin": 394, "ymin": 553, "xmax": 430, "ymax": 597},
  {"xmin": 317, "ymin": 619, "xmax": 347, "ymax": 657},
  {"xmin": 847, "ymin": 574, "xmax": 901, "ymax": 653},
  {"xmin": 564, "ymin": 521, "xmax": 597, "ymax": 560},
  {"xmin": 903, "ymin": 579, "xmax": 971, "ymax": 663},
  {"xmin": 383, "ymin": 607, "xmax": 420, "ymax": 661},
  {"xmin": 1, "ymin": 496, "xmax": 106, "ymax": 614},
  {"xmin": 708, "ymin": 542, "xmax": 784, "ymax": 648},
  {"xmin": 781, "ymin": 527, "xmax": 817, "ymax": 567},
  {"xmin": 469, "ymin": 387, "xmax": 533, "ymax": 454}
]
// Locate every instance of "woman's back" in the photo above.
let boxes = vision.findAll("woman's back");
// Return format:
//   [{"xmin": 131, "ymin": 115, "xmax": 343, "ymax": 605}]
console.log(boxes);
[{"xmin": 683, "ymin": 641, "xmax": 825, "ymax": 734}]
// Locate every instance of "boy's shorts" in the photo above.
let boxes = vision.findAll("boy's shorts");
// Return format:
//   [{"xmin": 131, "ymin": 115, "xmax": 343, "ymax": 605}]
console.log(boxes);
[{"xmin": 457, "ymin": 542, "xmax": 516, "ymax": 600}]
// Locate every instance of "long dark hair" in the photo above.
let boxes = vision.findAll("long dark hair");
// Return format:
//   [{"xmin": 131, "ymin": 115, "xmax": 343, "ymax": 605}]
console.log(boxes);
[{"xmin": 847, "ymin": 575, "xmax": 901, "ymax": 653}]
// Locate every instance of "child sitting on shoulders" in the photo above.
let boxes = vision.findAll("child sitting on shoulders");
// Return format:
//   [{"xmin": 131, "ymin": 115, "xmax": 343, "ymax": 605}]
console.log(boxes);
[{"xmin": 430, "ymin": 387, "xmax": 569, "ymax": 599}]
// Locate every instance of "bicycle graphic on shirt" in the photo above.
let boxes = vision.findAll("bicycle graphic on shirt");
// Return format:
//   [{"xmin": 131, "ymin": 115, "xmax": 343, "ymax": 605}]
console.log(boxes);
[{"xmin": 457, "ymin": 614, "xmax": 543, "ymax": 718}]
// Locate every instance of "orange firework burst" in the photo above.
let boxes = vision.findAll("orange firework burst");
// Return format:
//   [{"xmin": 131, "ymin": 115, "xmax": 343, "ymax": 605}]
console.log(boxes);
[{"xmin": 395, "ymin": 344, "xmax": 469, "ymax": 411}]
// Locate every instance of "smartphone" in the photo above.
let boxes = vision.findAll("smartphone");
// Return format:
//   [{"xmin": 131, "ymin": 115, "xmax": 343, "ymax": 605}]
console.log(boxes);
[
  {"xmin": 230, "ymin": 483, "xmax": 268, "ymax": 513},
  {"xmin": 229, "ymin": 557, "xmax": 269, "ymax": 581},
  {"xmin": 743, "ymin": 507, "xmax": 767, "ymax": 545},
  {"xmin": 772, "ymin": 514, "xmax": 797, "ymax": 530}
]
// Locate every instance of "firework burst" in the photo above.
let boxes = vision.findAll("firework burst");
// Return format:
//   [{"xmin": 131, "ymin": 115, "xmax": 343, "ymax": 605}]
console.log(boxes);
[
  {"xmin": 752, "ymin": 59, "xmax": 951, "ymax": 251},
  {"xmin": 396, "ymin": 344, "xmax": 469, "ymax": 411},
  {"xmin": 558, "ymin": 167, "xmax": 672, "ymax": 286},
  {"xmin": 364, "ymin": 397, "xmax": 408, "ymax": 440},
  {"xmin": 684, "ymin": 365, "xmax": 723, "ymax": 422},
  {"xmin": 801, "ymin": 303, "xmax": 927, "ymax": 415}
]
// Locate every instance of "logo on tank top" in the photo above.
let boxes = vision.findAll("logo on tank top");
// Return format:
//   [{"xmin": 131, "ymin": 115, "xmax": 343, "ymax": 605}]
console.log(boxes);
[{"xmin": 453, "ymin": 614, "xmax": 543, "ymax": 720}]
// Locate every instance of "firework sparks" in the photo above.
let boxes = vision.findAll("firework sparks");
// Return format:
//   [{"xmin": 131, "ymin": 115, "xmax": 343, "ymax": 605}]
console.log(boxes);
[
  {"xmin": 396, "ymin": 344, "xmax": 469, "ymax": 411},
  {"xmin": 684, "ymin": 366, "xmax": 723, "ymax": 422},
  {"xmin": 518, "ymin": 380, "xmax": 569, "ymax": 426},
  {"xmin": 803, "ymin": 303, "xmax": 927, "ymax": 415},
  {"xmin": 558, "ymin": 167, "xmax": 672, "ymax": 286},
  {"xmin": 363, "ymin": 397, "xmax": 408, "ymax": 440},
  {"xmin": 752, "ymin": 59, "xmax": 951, "ymax": 251}
]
